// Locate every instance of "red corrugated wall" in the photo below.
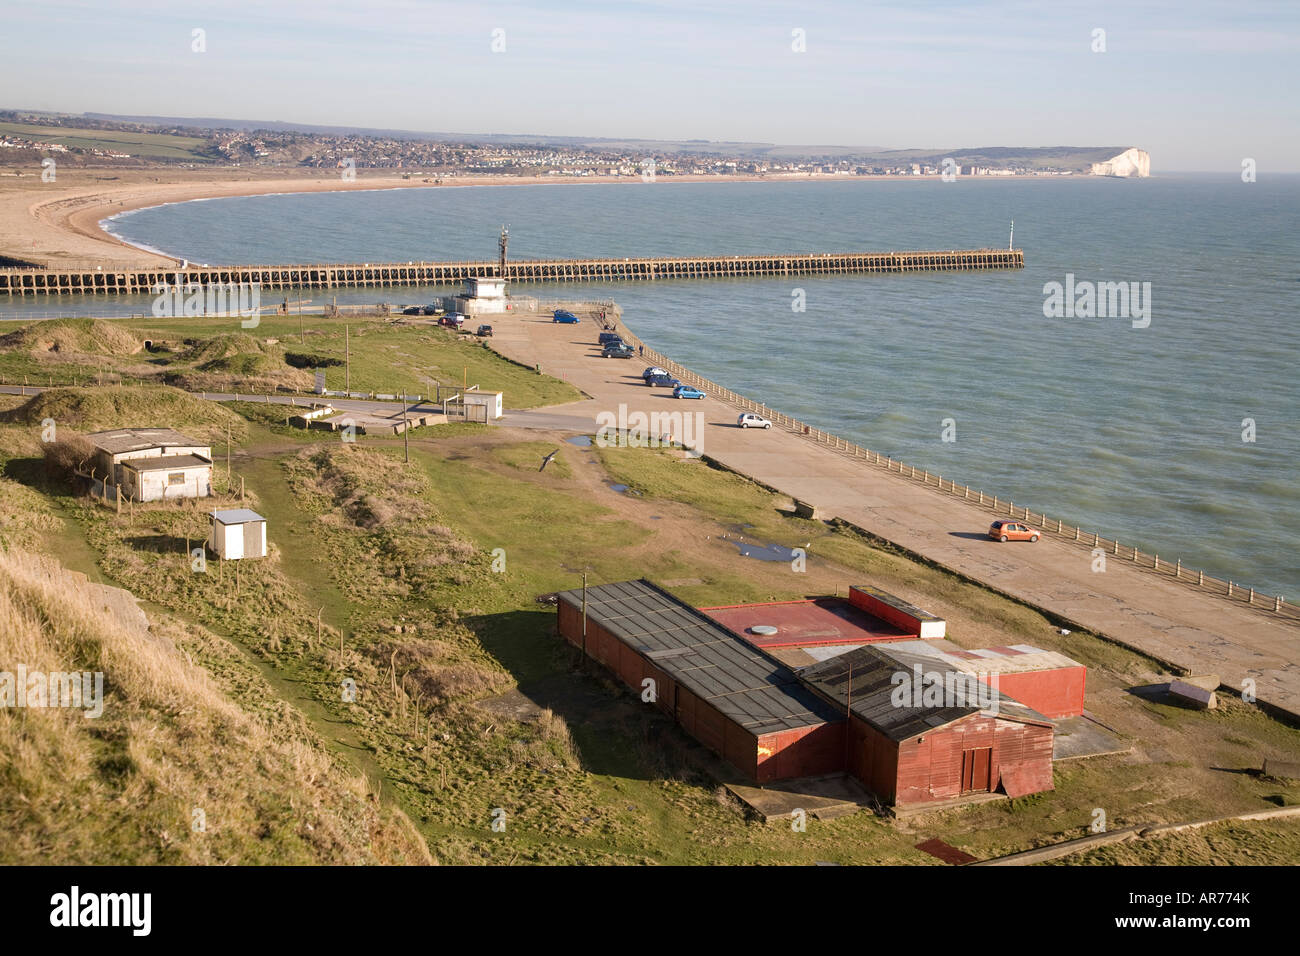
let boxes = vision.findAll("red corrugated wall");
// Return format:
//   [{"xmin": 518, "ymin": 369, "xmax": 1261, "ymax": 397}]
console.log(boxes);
[
  {"xmin": 756, "ymin": 722, "xmax": 845, "ymax": 782},
  {"xmin": 847, "ymin": 586, "xmax": 921, "ymax": 635},
  {"xmin": 982, "ymin": 667, "xmax": 1086, "ymax": 719},
  {"xmin": 892, "ymin": 714, "xmax": 1054, "ymax": 805}
]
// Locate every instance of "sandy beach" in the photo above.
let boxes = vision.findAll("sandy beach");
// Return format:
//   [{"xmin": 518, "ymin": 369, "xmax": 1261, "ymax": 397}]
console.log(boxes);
[{"xmin": 0, "ymin": 166, "xmax": 849, "ymax": 268}]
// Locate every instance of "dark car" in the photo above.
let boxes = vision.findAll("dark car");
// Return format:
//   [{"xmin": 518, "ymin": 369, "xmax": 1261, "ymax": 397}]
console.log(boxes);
[
  {"xmin": 598, "ymin": 331, "xmax": 624, "ymax": 346},
  {"xmin": 646, "ymin": 373, "xmax": 682, "ymax": 388},
  {"xmin": 421, "ymin": 305, "xmax": 439, "ymax": 316},
  {"xmin": 553, "ymin": 309, "xmax": 580, "ymax": 324},
  {"xmin": 601, "ymin": 343, "xmax": 635, "ymax": 359},
  {"xmin": 402, "ymin": 306, "xmax": 422, "ymax": 316},
  {"xmin": 476, "ymin": 324, "xmax": 494, "ymax": 337}
]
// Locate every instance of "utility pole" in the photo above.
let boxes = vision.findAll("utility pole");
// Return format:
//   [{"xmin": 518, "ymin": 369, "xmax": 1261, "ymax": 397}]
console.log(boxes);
[
  {"xmin": 580, "ymin": 571, "xmax": 588, "ymax": 667},
  {"xmin": 401, "ymin": 395, "xmax": 410, "ymax": 463},
  {"xmin": 225, "ymin": 420, "xmax": 231, "ymax": 484},
  {"xmin": 499, "ymin": 224, "xmax": 509, "ymax": 278}
]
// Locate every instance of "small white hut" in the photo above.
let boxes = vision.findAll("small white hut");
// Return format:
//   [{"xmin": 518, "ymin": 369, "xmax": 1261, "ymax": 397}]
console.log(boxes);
[{"xmin": 209, "ymin": 509, "xmax": 267, "ymax": 560}]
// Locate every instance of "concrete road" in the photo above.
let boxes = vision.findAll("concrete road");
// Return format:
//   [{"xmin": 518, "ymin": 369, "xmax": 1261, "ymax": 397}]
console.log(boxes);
[{"xmin": 486, "ymin": 312, "xmax": 1300, "ymax": 719}]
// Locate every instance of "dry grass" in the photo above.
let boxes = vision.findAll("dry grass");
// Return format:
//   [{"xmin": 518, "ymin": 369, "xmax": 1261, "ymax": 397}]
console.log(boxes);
[
  {"xmin": 0, "ymin": 318, "xmax": 142, "ymax": 359},
  {"xmin": 0, "ymin": 546, "xmax": 432, "ymax": 865},
  {"xmin": 0, "ymin": 385, "xmax": 249, "ymax": 447}
]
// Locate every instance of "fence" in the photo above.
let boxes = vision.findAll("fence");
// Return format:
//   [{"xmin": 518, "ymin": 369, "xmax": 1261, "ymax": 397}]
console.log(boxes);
[{"xmin": 610, "ymin": 323, "xmax": 1295, "ymax": 624}]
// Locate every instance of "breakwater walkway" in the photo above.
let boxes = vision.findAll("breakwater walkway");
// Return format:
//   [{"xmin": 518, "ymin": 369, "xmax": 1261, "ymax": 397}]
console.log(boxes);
[
  {"xmin": 0, "ymin": 248, "xmax": 1022, "ymax": 295},
  {"xmin": 484, "ymin": 307, "xmax": 1300, "ymax": 721}
]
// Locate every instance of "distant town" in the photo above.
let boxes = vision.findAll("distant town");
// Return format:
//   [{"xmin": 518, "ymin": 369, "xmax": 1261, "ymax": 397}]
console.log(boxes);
[{"xmin": 0, "ymin": 110, "xmax": 1146, "ymax": 177}]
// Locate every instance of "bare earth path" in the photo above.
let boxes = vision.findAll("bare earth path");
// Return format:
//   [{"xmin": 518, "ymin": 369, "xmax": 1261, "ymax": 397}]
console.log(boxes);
[{"xmin": 487, "ymin": 312, "xmax": 1300, "ymax": 719}]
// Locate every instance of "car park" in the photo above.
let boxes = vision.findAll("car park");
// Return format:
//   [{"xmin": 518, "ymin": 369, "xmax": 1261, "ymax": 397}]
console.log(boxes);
[
  {"xmin": 989, "ymin": 520, "xmax": 1039, "ymax": 542},
  {"xmin": 738, "ymin": 413, "xmax": 772, "ymax": 429},
  {"xmin": 646, "ymin": 373, "xmax": 682, "ymax": 388},
  {"xmin": 553, "ymin": 310, "xmax": 580, "ymax": 324},
  {"xmin": 673, "ymin": 385, "xmax": 706, "ymax": 400}
]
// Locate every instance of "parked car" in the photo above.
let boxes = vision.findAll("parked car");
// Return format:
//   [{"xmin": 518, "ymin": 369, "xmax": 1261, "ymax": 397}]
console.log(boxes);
[
  {"xmin": 440, "ymin": 312, "xmax": 465, "ymax": 328},
  {"xmin": 642, "ymin": 366, "xmax": 668, "ymax": 380},
  {"xmin": 601, "ymin": 343, "xmax": 635, "ymax": 358},
  {"xmin": 476, "ymin": 324, "xmax": 494, "ymax": 337},
  {"xmin": 421, "ymin": 304, "xmax": 441, "ymax": 316},
  {"xmin": 646, "ymin": 373, "xmax": 682, "ymax": 388},
  {"xmin": 989, "ymin": 520, "xmax": 1039, "ymax": 542},
  {"xmin": 673, "ymin": 385, "xmax": 706, "ymax": 400},
  {"xmin": 402, "ymin": 306, "xmax": 422, "ymax": 316},
  {"xmin": 738, "ymin": 413, "xmax": 772, "ymax": 429},
  {"xmin": 553, "ymin": 309, "xmax": 580, "ymax": 324},
  {"xmin": 598, "ymin": 331, "xmax": 624, "ymax": 346}
]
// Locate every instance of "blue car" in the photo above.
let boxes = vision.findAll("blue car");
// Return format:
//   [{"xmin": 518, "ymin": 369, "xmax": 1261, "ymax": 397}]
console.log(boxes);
[
  {"xmin": 673, "ymin": 385, "xmax": 706, "ymax": 400},
  {"xmin": 646, "ymin": 373, "xmax": 682, "ymax": 388},
  {"xmin": 553, "ymin": 309, "xmax": 580, "ymax": 324}
]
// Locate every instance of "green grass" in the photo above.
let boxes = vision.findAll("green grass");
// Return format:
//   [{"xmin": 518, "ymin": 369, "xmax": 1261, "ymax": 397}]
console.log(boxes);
[
  {"xmin": 0, "ymin": 120, "xmax": 211, "ymax": 160},
  {"xmin": 1, "ymin": 314, "xmax": 582, "ymax": 409}
]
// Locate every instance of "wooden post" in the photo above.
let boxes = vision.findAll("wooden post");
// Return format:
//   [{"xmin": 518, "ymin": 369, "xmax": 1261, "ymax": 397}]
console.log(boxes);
[{"xmin": 239, "ymin": 476, "xmax": 244, "ymax": 501}]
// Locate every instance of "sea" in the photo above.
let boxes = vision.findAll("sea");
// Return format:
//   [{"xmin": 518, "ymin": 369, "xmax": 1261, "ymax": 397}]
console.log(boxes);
[{"xmin": 9, "ymin": 174, "xmax": 1299, "ymax": 596}]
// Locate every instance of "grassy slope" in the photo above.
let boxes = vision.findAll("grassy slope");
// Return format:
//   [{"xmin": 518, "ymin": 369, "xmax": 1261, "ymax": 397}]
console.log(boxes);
[
  {"xmin": 0, "ymin": 315, "xmax": 581, "ymax": 409},
  {"xmin": 0, "ymin": 466, "xmax": 430, "ymax": 864},
  {"xmin": 0, "ymin": 120, "xmax": 210, "ymax": 160}
]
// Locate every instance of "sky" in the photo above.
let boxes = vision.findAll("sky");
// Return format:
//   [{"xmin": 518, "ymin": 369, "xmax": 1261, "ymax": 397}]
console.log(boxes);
[{"xmin": 1, "ymin": 0, "xmax": 1297, "ymax": 171}]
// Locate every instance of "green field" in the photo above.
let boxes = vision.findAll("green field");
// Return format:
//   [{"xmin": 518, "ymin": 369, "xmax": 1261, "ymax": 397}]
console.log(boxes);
[
  {"xmin": 0, "ymin": 120, "xmax": 212, "ymax": 160},
  {"xmin": 0, "ymin": 315, "xmax": 581, "ymax": 407},
  {"xmin": 0, "ymin": 374, "xmax": 1296, "ymax": 864}
]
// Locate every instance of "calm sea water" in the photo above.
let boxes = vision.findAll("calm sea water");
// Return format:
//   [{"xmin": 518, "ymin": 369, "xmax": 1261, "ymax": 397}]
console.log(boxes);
[{"xmin": 18, "ymin": 175, "xmax": 1300, "ymax": 595}]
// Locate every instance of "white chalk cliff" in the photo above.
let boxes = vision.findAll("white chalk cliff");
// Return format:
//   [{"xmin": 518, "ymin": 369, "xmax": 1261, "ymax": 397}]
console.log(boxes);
[{"xmin": 1090, "ymin": 148, "xmax": 1150, "ymax": 177}]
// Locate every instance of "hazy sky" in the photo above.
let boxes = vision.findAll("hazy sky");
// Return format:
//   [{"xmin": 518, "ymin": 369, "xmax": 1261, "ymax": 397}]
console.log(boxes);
[{"xmin": 2, "ymin": 0, "xmax": 1297, "ymax": 171}]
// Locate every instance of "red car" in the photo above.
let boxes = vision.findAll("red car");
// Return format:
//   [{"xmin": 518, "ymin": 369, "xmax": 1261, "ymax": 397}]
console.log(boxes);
[{"xmin": 989, "ymin": 519, "xmax": 1038, "ymax": 542}]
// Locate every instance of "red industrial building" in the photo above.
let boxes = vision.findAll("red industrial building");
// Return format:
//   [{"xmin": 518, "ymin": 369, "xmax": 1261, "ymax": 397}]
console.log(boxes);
[{"xmin": 555, "ymin": 579, "xmax": 1075, "ymax": 806}]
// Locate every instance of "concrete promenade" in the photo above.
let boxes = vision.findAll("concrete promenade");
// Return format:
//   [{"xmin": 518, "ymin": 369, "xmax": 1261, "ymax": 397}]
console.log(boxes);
[{"xmin": 486, "ymin": 311, "xmax": 1300, "ymax": 720}]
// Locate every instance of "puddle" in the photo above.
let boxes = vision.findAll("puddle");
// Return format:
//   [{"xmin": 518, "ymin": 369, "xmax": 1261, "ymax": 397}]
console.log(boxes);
[
  {"xmin": 734, "ymin": 541, "xmax": 799, "ymax": 562},
  {"xmin": 727, "ymin": 523, "xmax": 757, "ymax": 534},
  {"xmin": 566, "ymin": 435, "xmax": 592, "ymax": 447},
  {"xmin": 608, "ymin": 482, "xmax": 642, "ymax": 496},
  {"xmin": 650, "ymin": 515, "xmax": 662, "ymax": 520}
]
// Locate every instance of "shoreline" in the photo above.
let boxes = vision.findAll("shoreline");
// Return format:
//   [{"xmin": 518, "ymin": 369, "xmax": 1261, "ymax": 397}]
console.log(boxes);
[{"xmin": 2, "ymin": 166, "xmax": 1081, "ymax": 268}]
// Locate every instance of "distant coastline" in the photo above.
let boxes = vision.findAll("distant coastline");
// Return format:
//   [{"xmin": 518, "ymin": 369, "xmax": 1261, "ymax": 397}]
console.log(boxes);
[{"xmin": 3, "ymin": 167, "xmax": 1103, "ymax": 268}]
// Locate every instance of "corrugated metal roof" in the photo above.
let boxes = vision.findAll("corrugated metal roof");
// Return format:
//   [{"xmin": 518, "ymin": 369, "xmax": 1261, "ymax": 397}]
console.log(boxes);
[
  {"xmin": 556, "ymin": 579, "xmax": 841, "ymax": 734},
  {"xmin": 799, "ymin": 645, "xmax": 1051, "ymax": 742},
  {"xmin": 873, "ymin": 639, "xmax": 1082, "ymax": 676},
  {"xmin": 88, "ymin": 428, "xmax": 206, "ymax": 454},
  {"xmin": 211, "ymin": 508, "xmax": 265, "ymax": 524},
  {"xmin": 121, "ymin": 454, "xmax": 212, "ymax": 472}
]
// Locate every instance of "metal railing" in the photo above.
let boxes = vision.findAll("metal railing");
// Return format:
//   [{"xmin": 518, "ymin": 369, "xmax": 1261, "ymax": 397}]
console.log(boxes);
[{"xmin": 610, "ymin": 324, "xmax": 1295, "ymax": 624}]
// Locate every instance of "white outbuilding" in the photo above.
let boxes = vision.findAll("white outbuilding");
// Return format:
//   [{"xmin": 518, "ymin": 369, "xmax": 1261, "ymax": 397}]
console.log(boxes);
[{"xmin": 208, "ymin": 509, "xmax": 267, "ymax": 560}]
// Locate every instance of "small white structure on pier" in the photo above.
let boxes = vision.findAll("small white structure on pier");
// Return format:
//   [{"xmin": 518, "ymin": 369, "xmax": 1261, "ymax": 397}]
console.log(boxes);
[
  {"xmin": 453, "ymin": 276, "xmax": 509, "ymax": 315},
  {"xmin": 209, "ymin": 508, "xmax": 267, "ymax": 560}
]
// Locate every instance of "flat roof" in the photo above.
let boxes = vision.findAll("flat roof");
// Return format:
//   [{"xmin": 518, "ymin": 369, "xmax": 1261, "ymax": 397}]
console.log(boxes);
[
  {"xmin": 873, "ymin": 640, "xmax": 1083, "ymax": 676},
  {"xmin": 88, "ymin": 428, "xmax": 206, "ymax": 454},
  {"xmin": 800, "ymin": 645, "xmax": 1051, "ymax": 742},
  {"xmin": 701, "ymin": 597, "xmax": 914, "ymax": 649},
  {"xmin": 556, "ymin": 580, "xmax": 841, "ymax": 735},
  {"xmin": 122, "ymin": 454, "xmax": 212, "ymax": 472},
  {"xmin": 850, "ymin": 584, "xmax": 945, "ymax": 624},
  {"xmin": 211, "ymin": 508, "xmax": 265, "ymax": 524}
]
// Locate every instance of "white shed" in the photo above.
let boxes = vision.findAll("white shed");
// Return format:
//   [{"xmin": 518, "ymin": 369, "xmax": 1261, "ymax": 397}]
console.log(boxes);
[
  {"xmin": 461, "ymin": 390, "xmax": 504, "ymax": 420},
  {"xmin": 209, "ymin": 509, "xmax": 267, "ymax": 560}
]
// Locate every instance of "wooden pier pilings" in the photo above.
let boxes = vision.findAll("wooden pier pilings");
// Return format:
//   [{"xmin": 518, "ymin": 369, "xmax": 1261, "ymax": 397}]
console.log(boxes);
[{"xmin": 0, "ymin": 248, "xmax": 1023, "ymax": 295}]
